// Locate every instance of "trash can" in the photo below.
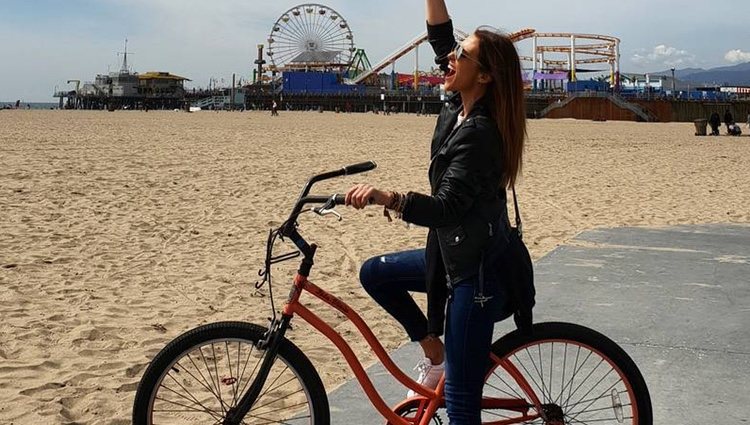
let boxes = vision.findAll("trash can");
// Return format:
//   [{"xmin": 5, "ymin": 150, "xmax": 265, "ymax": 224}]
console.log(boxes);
[{"xmin": 694, "ymin": 119, "xmax": 708, "ymax": 136}]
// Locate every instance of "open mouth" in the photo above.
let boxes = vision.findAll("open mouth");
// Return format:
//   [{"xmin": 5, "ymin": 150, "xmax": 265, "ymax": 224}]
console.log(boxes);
[{"xmin": 446, "ymin": 64, "xmax": 456, "ymax": 78}]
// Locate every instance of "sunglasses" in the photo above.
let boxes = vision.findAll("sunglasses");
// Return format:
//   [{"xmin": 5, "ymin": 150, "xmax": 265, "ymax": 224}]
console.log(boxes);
[{"xmin": 453, "ymin": 44, "xmax": 484, "ymax": 69}]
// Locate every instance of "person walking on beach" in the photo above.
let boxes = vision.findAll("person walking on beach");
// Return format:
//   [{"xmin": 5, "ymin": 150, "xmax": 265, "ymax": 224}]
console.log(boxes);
[
  {"xmin": 746, "ymin": 112, "xmax": 750, "ymax": 130},
  {"xmin": 709, "ymin": 111, "xmax": 721, "ymax": 136},
  {"xmin": 271, "ymin": 100, "xmax": 279, "ymax": 116},
  {"xmin": 345, "ymin": 0, "xmax": 527, "ymax": 423},
  {"xmin": 724, "ymin": 109, "xmax": 734, "ymax": 133}
]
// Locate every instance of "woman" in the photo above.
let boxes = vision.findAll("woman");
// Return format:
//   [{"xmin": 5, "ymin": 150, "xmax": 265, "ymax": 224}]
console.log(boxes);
[{"xmin": 344, "ymin": 0, "xmax": 526, "ymax": 423}]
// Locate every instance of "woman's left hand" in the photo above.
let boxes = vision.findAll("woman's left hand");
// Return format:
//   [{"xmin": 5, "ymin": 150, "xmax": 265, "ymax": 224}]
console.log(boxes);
[{"xmin": 345, "ymin": 184, "xmax": 392, "ymax": 209}]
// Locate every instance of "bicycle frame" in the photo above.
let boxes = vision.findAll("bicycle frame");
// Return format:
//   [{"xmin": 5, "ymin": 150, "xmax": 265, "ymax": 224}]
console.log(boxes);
[
  {"xmin": 230, "ymin": 162, "xmax": 545, "ymax": 424},
  {"xmin": 281, "ymin": 271, "xmax": 545, "ymax": 425}
]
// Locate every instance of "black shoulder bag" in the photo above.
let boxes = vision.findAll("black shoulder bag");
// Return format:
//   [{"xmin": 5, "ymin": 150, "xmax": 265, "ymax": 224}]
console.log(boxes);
[{"xmin": 505, "ymin": 187, "xmax": 536, "ymax": 335}]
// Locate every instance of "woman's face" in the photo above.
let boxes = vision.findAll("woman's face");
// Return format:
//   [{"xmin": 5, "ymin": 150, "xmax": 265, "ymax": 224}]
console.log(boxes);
[{"xmin": 444, "ymin": 35, "xmax": 484, "ymax": 93}]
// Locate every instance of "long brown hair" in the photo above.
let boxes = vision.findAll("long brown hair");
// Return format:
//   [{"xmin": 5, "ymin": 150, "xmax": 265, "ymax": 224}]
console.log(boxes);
[{"xmin": 474, "ymin": 28, "xmax": 527, "ymax": 189}]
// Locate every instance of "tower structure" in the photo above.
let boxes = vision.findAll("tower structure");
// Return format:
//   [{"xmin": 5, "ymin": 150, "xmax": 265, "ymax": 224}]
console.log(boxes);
[{"xmin": 118, "ymin": 39, "xmax": 134, "ymax": 74}]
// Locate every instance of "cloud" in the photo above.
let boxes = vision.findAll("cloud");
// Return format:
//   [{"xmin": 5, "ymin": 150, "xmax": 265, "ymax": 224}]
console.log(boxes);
[
  {"xmin": 631, "ymin": 44, "xmax": 696, "ymax": 68},
  {"xmin": 724, "ymin": 49, "xmax": 750, "ymax": 63}
]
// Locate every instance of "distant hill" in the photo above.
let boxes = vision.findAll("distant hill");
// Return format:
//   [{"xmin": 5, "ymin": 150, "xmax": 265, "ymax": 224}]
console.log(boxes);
[{"xmin": 652, "ymin": 62, "xmax": 750, "ymax": 86}]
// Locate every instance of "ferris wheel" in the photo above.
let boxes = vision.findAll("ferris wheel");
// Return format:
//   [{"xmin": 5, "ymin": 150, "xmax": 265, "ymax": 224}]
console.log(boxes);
[{"xmin": 267, "ymin": 3, "xmax": 355, "ymax": 70}]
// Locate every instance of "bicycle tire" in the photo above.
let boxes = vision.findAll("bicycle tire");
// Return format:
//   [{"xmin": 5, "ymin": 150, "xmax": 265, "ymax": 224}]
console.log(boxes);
[
  {"xmin": 133, "ymin": 321, "xmax": 330, "ymax": 425},
  {"xmin": 484, "ymin": 322, "xmax": 652, "ymax": 425}
]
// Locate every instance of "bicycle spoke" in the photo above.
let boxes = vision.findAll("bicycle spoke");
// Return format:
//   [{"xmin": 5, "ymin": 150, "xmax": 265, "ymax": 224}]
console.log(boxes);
[
  {"xmin": 256, "ymin": 365, "xmax": 290, "ymax": 402},
  {"xmin": 199, "ymin": 345, "xmax": 221, "ymax": 401},
  {"xmin": 254, "ymin": 398, "xmax": 309, "ymax": 418},
  {"xmin": 485, "ymin": 379, "xmax": 526, "ymax": 401},
  {"xmin": 481, "ymin": 409, "xmax": 518, "ymax": 419},
  {"xmin": 225, "ymin": 340, "xmax": 240, "ymax": 408},
  {"xmin": 566, "ymin": 345, "xmax": 583, "ymax": 405},
  {"xmin": 563, "ymin": 358, "xmax": 605, "ymax": 409},
  {"xmin": 154, "ymin": 394, "xmax": 223, "ymax": 421},
  {"xmin": 563, "ymin": 349, "xmax": 595, "ymax": 407},
  {"xmin": 236, "ymin": 345, "xmax": 265, "ymax": 402},
  {"xmin": 210, "ymin": 343, "xmax": 228, "ymax": 415},
  {"xmin": 245, "ymin": 411, "xmax": 312, "ymax": 425},
  {"xmin": 567, "ymin": 400, "xmax": 632, "ymax": 417},
  {"xmin": 236, "ymin": 340, "xmax": 244, "ymax": 406},
  {"xmin": 186, "ymin": 351, "xmax": 223, "ymax": 401},
  {"xmin": 513, "ymin": 352, "xmax": 547, "ymax": 402},
  {"xmin": 537, "ymin": 342, "xmax": 547, "ymax": 401},
  {"xmin": 566, "ymin": 380, "xmax": 626, "ymax": 424},
  {"xmin": 525, "ymin": 348, "xmax": 551, "ymax": 402},
  {"xmin": 159, "ymin": 378, "xmax": 217, "ymax": 416},
  {"xmin": 173, "ymin": 356, "xmax": 220, "ymax": 400},
  {"xmin": 566, "ymin": 388, "xmax": 627, "ymax": 410},
  {"xmin": 559, "ymin": 343, "xmax": 568, "ymax": 406},
  {"xmin": 565, "ymin": 368, "xmax": 615, "ymax": 413},
  {"xmin": 253, "ymin": 386, "xmax": 304, "ymax": 412},
  {"xmin": 549, "ymin": 341, "xmax": 555, "ymax": 403},
  {"xmin": 566, "ymin": 415, "xmax": 633, "ymax": 424}
]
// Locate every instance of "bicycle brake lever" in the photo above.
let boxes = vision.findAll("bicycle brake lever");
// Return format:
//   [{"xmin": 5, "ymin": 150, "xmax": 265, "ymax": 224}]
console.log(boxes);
[{"xmin": 314, "ymin": 207, "xmax": 343, "ymax": 221}]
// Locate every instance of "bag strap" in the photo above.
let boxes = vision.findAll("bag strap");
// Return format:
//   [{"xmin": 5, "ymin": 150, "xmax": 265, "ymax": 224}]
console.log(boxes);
[{"xmin": 511, "ymin": 185, "xmax": 523, "ymax": 239}]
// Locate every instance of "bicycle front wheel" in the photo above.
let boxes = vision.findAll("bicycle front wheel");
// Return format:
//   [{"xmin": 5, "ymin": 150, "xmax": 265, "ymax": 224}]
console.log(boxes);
[
  {"xmin": 483, "ymin": 322, "xmax": 652, "ymax": 425},
  {"xmin": 133, "ymin": 321, "xmax": 330, "ymax": 425}
]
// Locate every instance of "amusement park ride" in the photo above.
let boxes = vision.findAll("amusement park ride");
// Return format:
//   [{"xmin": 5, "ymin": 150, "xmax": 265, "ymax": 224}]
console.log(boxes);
[{"xmin": 260, "ymin": 3, "xmax": 622, "ymax": 93}]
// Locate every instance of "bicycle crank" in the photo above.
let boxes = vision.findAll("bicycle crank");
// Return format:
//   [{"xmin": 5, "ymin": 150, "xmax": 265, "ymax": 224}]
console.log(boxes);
[{"xmin": 386, "ymin": 399, "xmax": 443, "ymax": 425}]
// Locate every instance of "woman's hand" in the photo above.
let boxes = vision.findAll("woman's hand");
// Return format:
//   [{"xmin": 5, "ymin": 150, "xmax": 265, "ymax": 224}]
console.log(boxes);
[{"xmin": 345, "ymin": 184, "xmax": 392, "ymax": 209}]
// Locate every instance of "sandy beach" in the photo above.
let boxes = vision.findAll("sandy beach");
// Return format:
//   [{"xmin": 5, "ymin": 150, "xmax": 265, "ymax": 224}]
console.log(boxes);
[{"xmin": 1, "ymin": 110, "xmax": 749, "ymax": 424}]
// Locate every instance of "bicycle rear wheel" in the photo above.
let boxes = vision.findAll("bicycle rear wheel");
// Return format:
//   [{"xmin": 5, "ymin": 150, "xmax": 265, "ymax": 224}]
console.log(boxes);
[
  {"xmin": 482, "ymin": 322, "xmax": 652, "ymax": 425},
  {"xmin": 133, "ymin": 321, "xmax": 330, "ymax": 425}
]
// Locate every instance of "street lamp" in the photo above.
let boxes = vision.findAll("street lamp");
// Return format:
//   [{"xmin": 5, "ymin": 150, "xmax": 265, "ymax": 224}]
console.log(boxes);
[{"xmin": 670, "ymin": 67, "xmax": 676, "ymax": 98}]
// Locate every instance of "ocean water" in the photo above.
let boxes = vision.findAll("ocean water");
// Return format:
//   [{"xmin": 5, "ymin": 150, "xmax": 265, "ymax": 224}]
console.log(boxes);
[{"xmin": 1, "ymin": 102, "xmax": 59, "ymax": 110}]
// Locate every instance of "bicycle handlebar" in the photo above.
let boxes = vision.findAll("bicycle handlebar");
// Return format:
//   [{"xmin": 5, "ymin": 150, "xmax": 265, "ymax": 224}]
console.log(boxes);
[
  {"xmin": 258, "ymin": 162, "xmax": 377, "ymax": 293},
  {"xmin": 281, "ymin": 161, "xmax": 376, "ymax": 239},
  {"xmin": 300, "ymin": 194, "xmax": 346, "ymax": 206},
  {"xmin": 342, "ymin": 161, "xmax": 377, "ymax": 176}
]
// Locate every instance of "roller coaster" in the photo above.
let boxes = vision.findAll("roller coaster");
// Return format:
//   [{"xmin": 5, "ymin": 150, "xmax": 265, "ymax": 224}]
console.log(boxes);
[{"xmin": 347, "ymin": 29, "xmax": 620, "ymax": 89}]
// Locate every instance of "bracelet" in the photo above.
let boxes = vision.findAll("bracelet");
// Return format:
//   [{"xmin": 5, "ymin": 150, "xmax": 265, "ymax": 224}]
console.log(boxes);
[
  {"xmin": 383, "ymin": 191, "xmax": 407, "ymax": 222},
  {"xmin": 396, "ymin": 192, "xmax": 407, "ymax": 214},
  {"xmin": 387, "ymin": 191, "xmax": 399, "ymax": 210},
  {"xmin": 387, "ymin": 191, "xmax": 405, "ymax": 212}
]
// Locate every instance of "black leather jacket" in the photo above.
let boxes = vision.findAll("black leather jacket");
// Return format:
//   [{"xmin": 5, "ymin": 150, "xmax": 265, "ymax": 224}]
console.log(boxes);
[
  {"xmin": 403, "ymin": 97, "xmax": 507, "ymax": 281},
  {"xmin": 400, "ymin": 20, "xmax": 510, "ymax": 335}
]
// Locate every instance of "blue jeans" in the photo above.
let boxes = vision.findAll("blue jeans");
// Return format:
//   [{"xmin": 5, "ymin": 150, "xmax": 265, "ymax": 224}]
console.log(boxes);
[{"xmin": 360, "ymin": 249, "xmax": 505, "ymax": 425}]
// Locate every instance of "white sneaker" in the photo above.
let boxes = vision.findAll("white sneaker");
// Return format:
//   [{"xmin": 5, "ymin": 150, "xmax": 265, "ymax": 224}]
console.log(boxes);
[{"xmin": 406, "ymin": 357, "xmax": 444, "ymax": 398}]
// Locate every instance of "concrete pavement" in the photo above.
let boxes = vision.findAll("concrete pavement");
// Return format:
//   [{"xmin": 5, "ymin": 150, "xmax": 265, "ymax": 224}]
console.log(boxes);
[{"xmin": 327, "ymin": 224, "xmax": 750, "ymax": 424}]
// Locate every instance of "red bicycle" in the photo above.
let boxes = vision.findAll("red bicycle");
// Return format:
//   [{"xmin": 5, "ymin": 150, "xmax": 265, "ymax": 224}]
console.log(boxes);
[{"xmin": 133, "ymin": 161, "xmax": 652, "ymax": 425}]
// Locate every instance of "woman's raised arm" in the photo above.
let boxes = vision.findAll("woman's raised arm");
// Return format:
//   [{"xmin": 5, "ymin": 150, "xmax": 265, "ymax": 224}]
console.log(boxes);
[
  {"xmin": 426, "ymin": 0, "xmax": 450, "ymax": 26},
  {"xmin": 426, "ymin": 0, "xmax": 455, "ymax": 72}
]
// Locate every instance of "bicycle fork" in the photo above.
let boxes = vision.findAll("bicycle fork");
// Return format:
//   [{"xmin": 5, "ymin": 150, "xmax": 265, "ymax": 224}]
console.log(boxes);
[{"xmin": 223, "ymin": 314, "xmax": 293, "ymax": 425}]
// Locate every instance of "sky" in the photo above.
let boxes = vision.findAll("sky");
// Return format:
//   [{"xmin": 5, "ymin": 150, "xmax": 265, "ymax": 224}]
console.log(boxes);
[{"xmin": 1, "ymin": 0, "xmax": 748, "ymax": 102}]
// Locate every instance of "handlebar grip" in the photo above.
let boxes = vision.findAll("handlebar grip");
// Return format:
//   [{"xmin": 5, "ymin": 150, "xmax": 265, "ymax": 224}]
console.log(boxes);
[
  {"xmin": 343, "ymin": 161, "xmax": 377, "ymax": 176},
  {"xmin": 333, "ymin": 194, "xmax": 346, "ymax": 205}
]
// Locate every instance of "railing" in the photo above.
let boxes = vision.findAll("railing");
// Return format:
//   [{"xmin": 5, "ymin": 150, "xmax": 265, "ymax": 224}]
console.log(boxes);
[
  {"xmin": 539, "ymin": 92, "xmax": 656, "ymax": 122},
  {"xmin": 192, "ymin": 96, "xmax": 227, "ymax": 109},
  {"xmin": 538, "ymin": 95, "xmax": 577, "ymax": 117},
  {"xmin": 608, "ymin": 93, "xmax": 655, "ymax": 121}
]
